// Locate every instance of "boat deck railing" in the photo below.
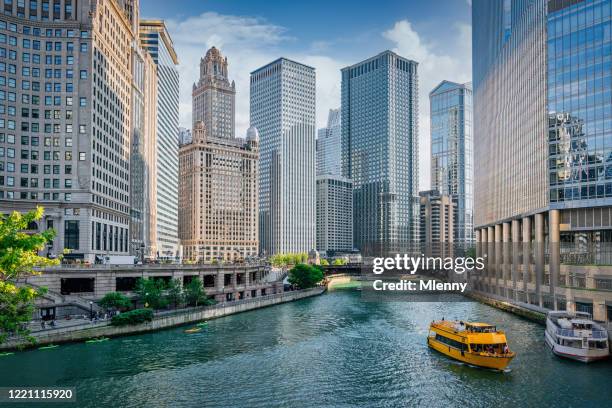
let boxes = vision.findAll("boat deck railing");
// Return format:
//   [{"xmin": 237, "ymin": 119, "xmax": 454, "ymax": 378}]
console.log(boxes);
[{"xmin": 556, "ymin": 328, "xmax": 608, "ymax": 339}]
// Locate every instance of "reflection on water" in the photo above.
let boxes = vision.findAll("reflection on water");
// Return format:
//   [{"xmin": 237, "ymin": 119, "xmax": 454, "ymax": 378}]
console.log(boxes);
[{"xmin": 1, "ymin": 290, "xmax": 611, "ymax": 408}]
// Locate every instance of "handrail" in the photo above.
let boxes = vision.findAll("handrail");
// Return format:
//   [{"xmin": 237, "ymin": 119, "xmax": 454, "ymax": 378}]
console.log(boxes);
[{"xmin": 556, "ymin": 328, "xmax": 608, "ymax": 339}]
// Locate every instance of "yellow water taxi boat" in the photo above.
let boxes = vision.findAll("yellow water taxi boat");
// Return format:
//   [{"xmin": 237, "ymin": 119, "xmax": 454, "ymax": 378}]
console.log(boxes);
[
  {"xmin": 184, "ymin": 327, "xmax": 202, "ymax": 334},
  {"xmin": 427, "ymin": 320, "xmax": 515, "ymax": 370}
]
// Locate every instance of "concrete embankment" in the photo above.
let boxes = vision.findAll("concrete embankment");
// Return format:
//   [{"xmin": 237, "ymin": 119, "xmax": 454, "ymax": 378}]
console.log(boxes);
[
  {"xmin": 465, "ymin": 291, "xmax": 547, "ymax": 324},
  {"xmin": 1, "ymin": 287, "xmax": 325, "ymax": 351}
]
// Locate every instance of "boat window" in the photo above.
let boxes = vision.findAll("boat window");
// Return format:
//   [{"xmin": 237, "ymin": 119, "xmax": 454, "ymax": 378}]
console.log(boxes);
[{"xmin": 435, "ymin": 334, "xmax": 468, "ymax": 351}]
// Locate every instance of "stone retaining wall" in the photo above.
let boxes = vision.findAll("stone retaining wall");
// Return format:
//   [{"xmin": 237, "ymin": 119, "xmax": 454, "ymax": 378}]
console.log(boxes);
[{"xmin": 1, "ymin": 287, "xmax": 325, "ymax": 350}]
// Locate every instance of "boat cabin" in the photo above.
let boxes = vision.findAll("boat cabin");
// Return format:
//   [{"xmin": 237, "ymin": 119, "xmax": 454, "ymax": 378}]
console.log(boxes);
[{"xmin": 465, "ymin": 322, "xmax": 497, "ymax": 333}]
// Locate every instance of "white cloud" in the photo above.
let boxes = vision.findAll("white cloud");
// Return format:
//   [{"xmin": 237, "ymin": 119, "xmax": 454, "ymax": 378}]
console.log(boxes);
[
  {"xmin": 166, "ymin": 12, "xmax": 345, "ymax": 138},
  {"xmin": 383, "ymin": 20, "xmax": 471, "ymax": 191}
]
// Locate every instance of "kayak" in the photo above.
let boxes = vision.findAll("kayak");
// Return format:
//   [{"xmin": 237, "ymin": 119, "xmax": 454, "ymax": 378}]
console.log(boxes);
[
  {"xmin": 184, "ymin": 327, "xmax": 202, "ymax": 334},
  {"xmin": 85, "ymin": 337, "xmax": 110, "ymax": 343},
  {"xmin": 0, "ymin": 352, "xmax": 14, "ymax": 357},
  {"xmin": 39, "ymin": 344, "xmax": 59, "ymax": 350},
  {"xmin": 196, "ymin": 322, "xmax": 208, "ymax": 327}
]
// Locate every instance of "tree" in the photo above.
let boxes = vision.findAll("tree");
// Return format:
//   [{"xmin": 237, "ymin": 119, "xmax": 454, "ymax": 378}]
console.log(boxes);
[
  {"xmin": 166, "ymin": 278, "xmax": 184, "ymax": 308},
  {"xmin": 99, "ymin": 292, "xmax": 132, "ymax": 311},
  {"xmin": 0, "ymin": 207, "xmax": 57, "ymax": 281},
  {"xmin": 0, "ymin": 282, "xmax": 46, "ymax": 346},
  {"xmin": 135, "ymin": 278, "xmax": 168, "ymax": 310},
  {"xmin": 332, "ymin": 258, "xmax": 347, "ymax": 266},
  {"xmin": 185, "ymin": 277, "xmax": 205, "ymax": 307},
  {"xmin": 0, "ymin": 207, "xmax": 58, "ymax": 346},
  {"xmin": 320, "ymin": 259, "xmax": 330, "ymax": 266},
  {"xmin": 288, "ymin": 263, "xmax": 324, "ymax": 289}
]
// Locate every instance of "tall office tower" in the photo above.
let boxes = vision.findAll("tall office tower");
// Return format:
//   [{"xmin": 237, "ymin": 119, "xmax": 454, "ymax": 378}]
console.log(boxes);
[
  {"xmin": 316, "ymin": 108, "xmax": 341, "ymax": 176},
  {"xmin": 419, "ymin": 190, "xmax": 455, "ymax": 245},
  {"xmin": 341, "ymin": 51, "xmax": 420, "ymax": 254},
  {"xmin": 130, "ymin": 43, "xmax": 158, "ymax": 261},
  {"xmin": 192, "ymin": 46, "xmax": 235, "ymax": 139},
  {"xmin": 0, "ymin": 0, "xmax": 136, "ymax": 263},
  {"xmin": 178, "ymin": 122, "xmax": 259, "ymax": 262},
  {"xmin": 250, "ymin": 58, "xmax": 316, "ymax": 255},
  {"xmin": 430, "ymin": 81, "xmax": 474, "ymax": 244},
  {"xmin": 316, "ymin": 176, "xmax": 353, "ymax": 254},
  {"xmin": 139, "ymin": 20, "xmax": 180, "ymax": 259},
  {"xmin": 473, "ymin": 0, "xmax": 612, "ymax": 320},
  {"xmin": 178, "ymin": 127, "xmax": 192, "ymax": 146}
]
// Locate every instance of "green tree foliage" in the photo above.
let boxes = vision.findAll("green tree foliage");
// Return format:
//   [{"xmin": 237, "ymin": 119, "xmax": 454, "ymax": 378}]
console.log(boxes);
[
  {"xmin": 0, "ymin": 282, "xmax": 46, "ymax": 345},
  {"xmin": 332, "ymin": 258, "xmax": 347, "ymax": 266},
  {"xmin": 110, "ymin": 308, "xmax": 154, "ymax": 326},
  {"xmin": 0, "ymin": 207, "xmax": 58, "ymax": 281},
  {"xmin": 288, "ymin": 263, "xmax": 324, "ymax": 289},
  {"xmin": 270, "ymin": 252, "xmax": 309, "ymax": 268},
  {"xmin": 135, "ymin": 278, "xmax": 168, "ymax": 310},
  {"xmin": 166, "ymin": 278, "xmax": 184, "ymax": 308},
  {"xmin": 0, "ymin": 207, "xmax": 58, "ymax": 346},
  {"xmin": 184, "ymin": 277, "xmax": 205, "ymax": 307},
  {"xmin": 99, "ymin": 292, "xmax": 132, "ymax": 311}
]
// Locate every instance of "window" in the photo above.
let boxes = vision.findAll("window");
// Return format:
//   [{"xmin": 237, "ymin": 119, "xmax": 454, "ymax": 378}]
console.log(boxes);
[
  {"xmin": 79, "ymin": 70, "xmax": 87, "ymax": 79},
  {"xmin": 64, "ymin": 220, "xmax": 79, "ymax": 250},
  {"xmin": 79, "ymin": 152, "xmax": 86, "ymax": 161}
]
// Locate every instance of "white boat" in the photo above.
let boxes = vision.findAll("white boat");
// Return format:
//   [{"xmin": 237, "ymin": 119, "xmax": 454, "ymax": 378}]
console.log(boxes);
[{"xmin": 545, "ymin": 311, "xmax": 609, "ymax": 363}]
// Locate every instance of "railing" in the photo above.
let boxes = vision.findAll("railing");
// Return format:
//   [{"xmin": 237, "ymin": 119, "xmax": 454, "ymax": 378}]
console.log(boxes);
[{"xmin": 556, "ymin": 328, "xmax": 608, "ymax": 339}]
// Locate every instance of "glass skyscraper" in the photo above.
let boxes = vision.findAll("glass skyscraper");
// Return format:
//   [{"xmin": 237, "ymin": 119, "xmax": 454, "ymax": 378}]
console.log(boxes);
[
  {"xmin": 139, "ymin": 20, "xmax": 180, "ymax": 259},
  {"xmin": 316, "ymin": 108, "xmax": 341, "ymax": 177},
  {"xmin": 250, "ymin": 58, "xmax": 316, "ymax": 255},
  {"xmin": 430, "ymin": 81, "xmax": 474, "ymax": 244},
  {"xmin": 341, "ymin": 50, "xmax": 419, "ymax": 253},
  {"xmin": 473, "ymin": 0, "xmax": 612, "ymax": 320}
]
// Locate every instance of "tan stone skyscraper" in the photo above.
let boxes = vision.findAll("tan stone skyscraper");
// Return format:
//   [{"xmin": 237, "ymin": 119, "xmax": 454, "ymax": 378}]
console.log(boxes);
[
  {"xmin": 179, "ymin": 123, "xmax": 259, "ymax": 262},
  {"xmin": 192, "ymin": 47, "xmax": 236, "ymax": 139}
]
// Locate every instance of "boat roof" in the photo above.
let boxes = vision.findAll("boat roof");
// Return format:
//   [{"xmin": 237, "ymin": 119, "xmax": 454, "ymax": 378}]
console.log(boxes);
[{"xmin": 466, "ymin": 322, "xmax": 494, "ymax": 327}]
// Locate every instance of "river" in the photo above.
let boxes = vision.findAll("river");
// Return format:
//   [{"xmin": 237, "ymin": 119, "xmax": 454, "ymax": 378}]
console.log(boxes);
[{"xmin": 1, "ymin": 289, "xmax": 611, "ymax": 407}]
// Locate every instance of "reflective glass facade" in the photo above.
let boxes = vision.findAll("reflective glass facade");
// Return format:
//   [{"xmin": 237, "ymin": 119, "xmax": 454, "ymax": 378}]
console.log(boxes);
[
  {"xmin": 316, "ymin": 108, "xmax": 341, "ymax": 177},
  {"xmin": 341, "ymin": 51, "xmax": 419, "ymax": 252},
  {"xmin": 430, "ymin": 81, "xmax": 474, "ymax": 243},
  {"xmin": 548, "ymin": 0, "xmax": 612, "ymax": 206}
]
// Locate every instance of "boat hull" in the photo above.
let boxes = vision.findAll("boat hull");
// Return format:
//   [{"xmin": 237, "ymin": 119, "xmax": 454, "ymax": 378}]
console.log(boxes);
[
  {"xmin": 427, "ymin": 337, "xmax": 514, "ymax": 370},
  {"xmin": 544, "ymin": 330, "xmax": 609, "ymax": 363}
]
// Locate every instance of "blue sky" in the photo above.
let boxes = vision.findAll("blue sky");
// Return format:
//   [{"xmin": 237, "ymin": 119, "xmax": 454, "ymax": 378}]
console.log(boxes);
[{"xmin": 141, "ymin": 0, "xmax": 473, "ymax": 189}]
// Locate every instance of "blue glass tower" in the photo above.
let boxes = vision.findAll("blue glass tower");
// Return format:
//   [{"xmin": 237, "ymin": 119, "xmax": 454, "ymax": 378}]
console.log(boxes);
[{"xmin": 341, "ymin": 51, "xmax": 419, "ymax": 253}]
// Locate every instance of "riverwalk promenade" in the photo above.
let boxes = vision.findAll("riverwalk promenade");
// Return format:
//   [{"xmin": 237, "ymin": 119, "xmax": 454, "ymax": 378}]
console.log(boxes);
[{"xmin": 1, "ymin": 287, "xmax": 325, "ymax": 351}]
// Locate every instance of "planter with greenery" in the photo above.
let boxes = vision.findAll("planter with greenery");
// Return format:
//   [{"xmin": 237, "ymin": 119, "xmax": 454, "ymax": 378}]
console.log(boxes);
[{"xmin": 110, "ymin": 308, "xmax": 154, "ymax": 326}]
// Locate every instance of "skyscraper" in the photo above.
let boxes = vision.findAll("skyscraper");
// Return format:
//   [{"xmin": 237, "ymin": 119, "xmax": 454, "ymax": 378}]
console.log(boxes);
[
  {"xmin": 430, "ymin": 81, "xmax": 474, "ymax": 244},
  {"xmin": 130, "ymin": 40, "xmax": 158, "ymax": 261},
  {"xmin": 0, "ymin": 0, "xmax": 137, "ymax": 262},
  {"xmin": 192, "ymin": 47, "xmax": 236, "ymax": 139},
  {"xmin": 316, "ymin": 176, "xmax": 353, "ymax": 254},
  {"xmin": 341, "ymin": 51, "xmax": 420, "ymax": 253},
  {"xmin": 178, "ymin": 127, "xmax": 192, "ymax": 146},
  {"xmin": 316, "ymin": 108, "xmax": 341, "ymax": 177},
  {"xmin": 250, "ymin": 58, "xmax": 316, "ymax": 255},
  {"xmin": 139, "ymin": 20, "xmax": 180, "ymax": 260},
  {"xmin": 472, "ymin": 0, "xmax": 612, "ymax": 320},
  {"xmin": 178, "ymin": 123, "xmax": 259, "ymax": 262}
]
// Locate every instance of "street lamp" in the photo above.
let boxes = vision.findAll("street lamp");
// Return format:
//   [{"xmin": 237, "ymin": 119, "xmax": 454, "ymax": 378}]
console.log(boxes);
[{"xmin": 89, "ymin": 301, "xmax": 93, "ymax": 321}]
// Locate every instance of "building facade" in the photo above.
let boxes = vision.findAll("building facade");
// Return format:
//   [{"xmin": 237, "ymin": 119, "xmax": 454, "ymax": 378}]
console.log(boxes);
[
  {"xmin": 129, "ymin": 40, "xmax": 158, "ymax": 261},
  {"xmin": 316, "ymin": 176, "xmax": 353, "ymax": 254},
  {"xmin": 341, "ymin": 51, "xmax": 420, "ymax": 254},
  {"xmin": 0, "ymin": 0, "xmax": 139, "ymax": 262},
  {"xmin": 250, "ymin": 58, "xmax": 316, "ymax": 255},
  {"xmin": 178, "ymin": 122, "xmax": 258, "ymax": 262},
  {"xmin": 192, "ymin": 46, "xmax": 235, "ymax": 140},
  {"xmin": 178, "ymin": 127, "xmax": 192, "ymax": 145},
  {"xmin": 472, "ymin": 0, "xmax": 612, "ymax": 321},
  {"xmin": 419, "ymin": 190, "xmax": 455, "ymax": 246},
  {"xmin": 139, "ymin": 20, "xmax": 180, "ymax": 260},
  {"xmin": 430, "ymin": 81, "xmax": 473, "ymax": 244},
  {"xmin": 316, "ymin": 108, "xmax": 341, "ymax": 177}
]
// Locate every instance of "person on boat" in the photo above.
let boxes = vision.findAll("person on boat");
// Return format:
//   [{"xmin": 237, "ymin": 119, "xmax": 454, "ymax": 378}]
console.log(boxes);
[{"xmin": 503, "ymin": 344, "xmax": 509, "ymax": 354}]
